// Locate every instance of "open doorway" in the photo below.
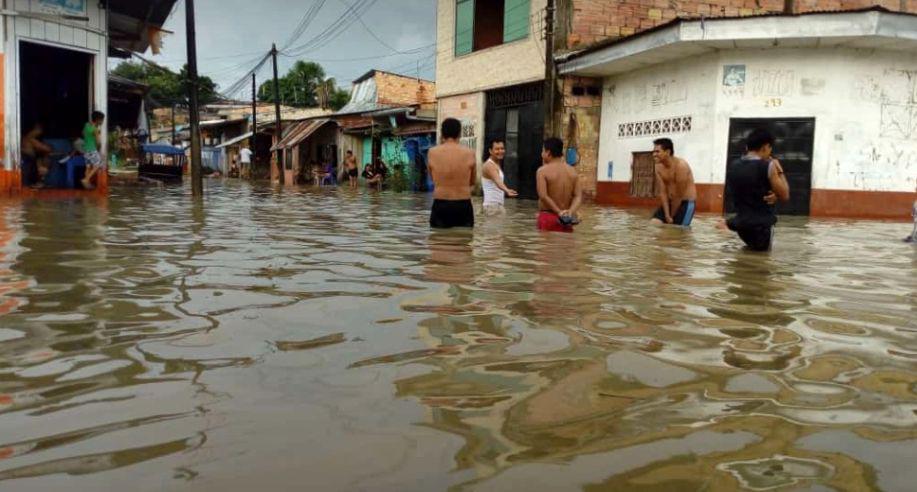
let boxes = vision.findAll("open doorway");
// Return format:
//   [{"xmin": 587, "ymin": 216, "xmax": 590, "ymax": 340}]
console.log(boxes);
[{"xmin": 19, "ymin": 41, "xmax": 94, "ymax": 159}]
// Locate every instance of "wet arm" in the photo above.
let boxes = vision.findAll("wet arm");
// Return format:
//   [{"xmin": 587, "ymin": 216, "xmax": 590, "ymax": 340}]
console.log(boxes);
[
  {"xmin": 567, "ymin": 175, "xmax": 584, "ymax": 215},
  {"xmin": 655, "ymin": 171, "xmax": 671, "ymax": 219},
  {"xmin": 468, "ymin": 157, "xmax": 476, "ymax": 188},
  {"xmin": 769, "ymin": 159, "xmax": 790, "ymax": 202}
]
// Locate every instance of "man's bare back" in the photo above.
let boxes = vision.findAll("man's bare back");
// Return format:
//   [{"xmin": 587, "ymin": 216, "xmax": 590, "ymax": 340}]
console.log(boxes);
[
  {"xmin": 428, "ymin": 141, "xmax": 476, "ymax": 201},
  {"xmin": 537, "ymin": 163, "xmax": 580, "ymax": 213}
]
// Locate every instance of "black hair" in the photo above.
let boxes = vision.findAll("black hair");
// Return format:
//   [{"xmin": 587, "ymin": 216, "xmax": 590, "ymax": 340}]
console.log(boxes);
[
  {"xmin": 91, "ymin": 111, "xmax": 105, "ymax": 122},
  {"xmin": 746, "ymin": 128, "xmax": 775, "ymax": 152},
  {"xmin": 543, "ymin": 137, "xmax": 564, "ymax": 158},
  {"xmin": 346, "ymin": 150, "xmax": 353, "ymax": 154},
  {"xmin": 484, "ymin": 138, "xmax": 505, "ymax": 160},
  {"xmin": 441, "ymin": 118, "xmax": 461, "ymax": 140},
  {"xmin": 653, "ymin": 138, "xmax": 674, "ymax": 154}
]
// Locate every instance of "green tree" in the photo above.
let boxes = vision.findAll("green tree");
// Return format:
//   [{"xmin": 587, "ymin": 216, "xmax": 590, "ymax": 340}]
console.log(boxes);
[
  {"xmin": 112, "ymin": 61, "xmax": 219, "ymax": 105},
  {"xmin": 258, "ymin": 61, "xmax": 325, "ymax": 107},
  {"xmin": 330, "ymin": 87, "xmax": 350, "ymax": 111}
]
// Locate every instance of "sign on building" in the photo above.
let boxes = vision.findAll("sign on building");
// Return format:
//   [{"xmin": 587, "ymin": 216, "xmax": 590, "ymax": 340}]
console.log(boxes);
[{"xmin": 38, "ymin": 0, "xmax": 87, "ymax": 16}]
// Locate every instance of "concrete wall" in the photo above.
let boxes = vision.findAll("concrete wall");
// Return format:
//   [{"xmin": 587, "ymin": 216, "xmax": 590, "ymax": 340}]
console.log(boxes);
[
  {"xmin": 435, "ymin": 0, "xmax": 547, "ymax": 98},
  {"xmin": 597, "ymin": 47, "xmax": 917, "ymax": 217},
  {"xmin": 1, "ymin": 0, "xmax": 108, "ymax": 171},
  {"xmin": 436, "ymin": 91, "xmax": 486, "ymax": 177}
]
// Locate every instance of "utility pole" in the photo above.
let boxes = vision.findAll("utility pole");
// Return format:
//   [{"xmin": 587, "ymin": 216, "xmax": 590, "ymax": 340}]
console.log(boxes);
[
  {"xmin": 251, "ymin": 73, "xmax": 258, "ymax": 172},
  {"xmin": 185, "ymin": 0, "xmax": 203, "ymax": 197},
  {"xmin": 171, "ymin": 103, "xmax": 177, "ymax": 145},
  {"xmin": 543, "ymin": 0, "xmax": 556, "ymax": 138},
  {"xmin": 271, "ymin": 43, "xmax": 285, "ymax": 185}
]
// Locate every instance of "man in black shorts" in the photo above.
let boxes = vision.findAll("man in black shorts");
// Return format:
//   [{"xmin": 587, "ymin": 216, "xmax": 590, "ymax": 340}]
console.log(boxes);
[
  {"xmin": 428, "ymin": 118, "xmax": 476, "ymax": 228},
  {"xmin": 721, "ymin": 128, "xmax": 790, "ymax": 251}
]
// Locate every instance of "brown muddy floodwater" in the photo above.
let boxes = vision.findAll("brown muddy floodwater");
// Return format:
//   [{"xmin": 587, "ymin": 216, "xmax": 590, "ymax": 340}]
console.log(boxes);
[{"xmin": 0, "ymin": 182, "xmax": 915, "ymax": 491}]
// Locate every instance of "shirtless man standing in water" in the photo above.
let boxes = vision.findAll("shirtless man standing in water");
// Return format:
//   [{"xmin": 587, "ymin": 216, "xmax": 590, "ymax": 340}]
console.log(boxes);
[
  {"xmin": 428, "ymin": 118, "xmax": 476, "ymax": 229},
  {"xmin": 650, "ymin": 138, "xmax": 698, "ymax": 226},
  {"xmin": 536, "ymin": 137, "xmax": 582, "ymax": 233},
  {"xmin": 344, "ymin": 150, "xmax": 358, "ymax": 188}
]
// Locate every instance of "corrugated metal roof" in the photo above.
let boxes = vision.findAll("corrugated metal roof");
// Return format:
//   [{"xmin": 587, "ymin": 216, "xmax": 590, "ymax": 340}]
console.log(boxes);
[{"xmin": 270, "ymin": 119, "xmax": 333, "ymax": 151}]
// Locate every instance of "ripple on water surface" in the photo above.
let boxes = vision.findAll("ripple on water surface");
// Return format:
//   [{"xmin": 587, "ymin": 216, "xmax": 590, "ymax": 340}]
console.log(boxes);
[{"xmin": 0, "ymin": 182, "xmax": 915, "ymax": 491}]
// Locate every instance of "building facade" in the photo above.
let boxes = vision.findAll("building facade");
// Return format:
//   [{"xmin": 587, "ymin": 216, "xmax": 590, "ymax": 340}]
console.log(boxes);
[
  {"xmin": 437, "ymin": 0, "xmax": 917, "ymax": 215},
  {"xmin": 560, "ymin": 9, "xmax": 917, "ymax": 218},
  {"xmin": 0, "ymin": 0, "xmax": 176, "ymax": 194},
  {"xmin": 435, "ymin": 0, "xmax": 548, "ymax": 198}
]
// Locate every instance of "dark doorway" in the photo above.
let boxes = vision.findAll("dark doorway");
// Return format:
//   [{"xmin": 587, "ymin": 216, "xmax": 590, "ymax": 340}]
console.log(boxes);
[
  {"xmin": 485, "ymin": 82, "xmax": 544, "ymax": 199},
  {"xmin": 20, "ymin": 41, "xmax": 93, "ymax": 143},
  {"xmin": 725, "ymin": 118, "xmax": 814, "ymax": 216}
]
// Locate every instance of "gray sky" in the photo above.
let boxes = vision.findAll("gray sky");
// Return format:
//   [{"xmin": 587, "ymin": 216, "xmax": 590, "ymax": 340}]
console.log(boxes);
[{"xmin": 149, "ymin": 0, "xmax": 437, "ymax": 99}]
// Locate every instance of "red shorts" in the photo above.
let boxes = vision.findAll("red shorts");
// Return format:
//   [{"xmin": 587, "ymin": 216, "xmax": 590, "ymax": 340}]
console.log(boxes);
[{"xmin": 537, "ymin": 211, "xmax": 574, "ymax": 233}]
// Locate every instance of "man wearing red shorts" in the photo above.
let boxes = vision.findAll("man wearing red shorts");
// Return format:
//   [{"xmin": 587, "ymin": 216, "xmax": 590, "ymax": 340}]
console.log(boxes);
[{"xmin": 536, "ymin": 137, "xmax": 582, "ymax": 233}]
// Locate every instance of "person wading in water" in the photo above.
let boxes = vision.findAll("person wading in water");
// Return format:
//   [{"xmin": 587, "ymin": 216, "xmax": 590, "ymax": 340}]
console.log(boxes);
[
  {"xmin": 720, "ymin": 128, "xmax": 790, "ymax": 251},
  {"xmin": 481, "ymin": 138, "xmax": 517, "ymax": 217},
  {"xmin": 536, "ymin": 137, "xmax": 582, "ymax": 233},
  {"xmin": 650, "ymin": 138, "xmax": 697, "ymax": 227},
  {"xmin": 428, "ymin": 118, "xmax": 476, "ymax": 229}
]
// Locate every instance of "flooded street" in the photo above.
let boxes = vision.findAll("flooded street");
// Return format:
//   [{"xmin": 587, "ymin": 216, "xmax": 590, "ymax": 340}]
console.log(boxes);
[{"xmin": 0, "ymin": 182, "xmax": 915, "ymax": 491}]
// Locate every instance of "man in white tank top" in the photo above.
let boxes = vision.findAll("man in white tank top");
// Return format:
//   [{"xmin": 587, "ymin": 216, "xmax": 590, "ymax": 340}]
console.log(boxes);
[{"xmin": 481, "ymin": 139, "xmax": 518, "ymax": 216}]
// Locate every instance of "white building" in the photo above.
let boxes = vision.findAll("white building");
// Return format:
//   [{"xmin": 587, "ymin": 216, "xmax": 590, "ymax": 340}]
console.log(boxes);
[
  {"xmin": 1, "ymin": 0, "xmax": 176, "ymax": 193},
  {"xmin": 559, "ymin": 8, "xmax": 917, "ymax": 219}
]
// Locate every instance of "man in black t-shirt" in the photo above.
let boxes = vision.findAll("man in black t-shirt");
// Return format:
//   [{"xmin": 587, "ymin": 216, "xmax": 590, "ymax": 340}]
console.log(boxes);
[{"xmin": 719, "ymin": 128, "xmax": 790, "ymax": 251}]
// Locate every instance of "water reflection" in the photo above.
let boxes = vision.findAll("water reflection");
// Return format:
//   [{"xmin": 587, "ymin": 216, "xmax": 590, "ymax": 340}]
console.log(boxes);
[{"xmin": 0, "ymin": 184, "xmax": 915, "ymax": 491}]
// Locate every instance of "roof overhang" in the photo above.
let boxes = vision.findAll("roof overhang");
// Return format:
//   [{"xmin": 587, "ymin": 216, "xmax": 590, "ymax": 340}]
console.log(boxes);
[
  {"xmin": 108, "ymin": 0, "xmax": 179, "ymax": 54},
  {"xmin": 558, "ymin": 10, "xmax": 917, "ymax": 77}
]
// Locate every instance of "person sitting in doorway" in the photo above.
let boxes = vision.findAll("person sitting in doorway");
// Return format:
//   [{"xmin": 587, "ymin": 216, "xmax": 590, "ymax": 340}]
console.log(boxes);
[
  {"xmin": 363, "ymin": 158, "xmax": 388, "ymax": 189},
  {"xmin": 81, "ymin": 111, "xmax": 105, "ymax": 189},
  {"xmin": 21, "ymin": 123, "xmax": 52, "ymax": 188}
]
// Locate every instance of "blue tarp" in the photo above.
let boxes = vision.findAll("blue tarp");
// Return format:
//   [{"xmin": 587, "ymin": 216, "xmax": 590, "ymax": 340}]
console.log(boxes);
[{"xmin": 142, "ymin": 144, "xmax": 185, "ymax": 156}]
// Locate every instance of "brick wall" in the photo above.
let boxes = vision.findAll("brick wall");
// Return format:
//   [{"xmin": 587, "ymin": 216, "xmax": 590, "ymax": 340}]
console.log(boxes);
[
  {"xmin": 374, "ymin": 71, "xmax": 437, "ymax": 107},
  {"xmin": 566, "ymin": 0, "xmax": 917, "ymax": 48},
  {"xmin": 559, "ymin": 76, "xmax": 602, "ymax": 197}
]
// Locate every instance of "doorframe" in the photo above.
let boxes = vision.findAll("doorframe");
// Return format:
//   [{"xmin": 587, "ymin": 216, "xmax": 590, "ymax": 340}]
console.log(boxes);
[
  {"xmin": 12, "ymin": 37, "xmax": 100, "ymax": 171},
  {"xmin": 724, "ymin": 117, "xmax": 816, "ymax": 216}
]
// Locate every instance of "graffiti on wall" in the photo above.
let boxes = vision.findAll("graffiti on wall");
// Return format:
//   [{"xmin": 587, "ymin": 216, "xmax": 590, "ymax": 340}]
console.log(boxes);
[
  {"xmin": 751, "ymin": 70, "xmax": 796, "ymax": 97},
  {"xmin": 855, "ymin": 69, "xmax": 917, "ymax": 140},
  {"xmin": 460, "ymin": 119, "xmax": 477, "ymax": 151},
  {"xmin": 650, "ymin": 79, "xmax": 687, "ymax": 107}
]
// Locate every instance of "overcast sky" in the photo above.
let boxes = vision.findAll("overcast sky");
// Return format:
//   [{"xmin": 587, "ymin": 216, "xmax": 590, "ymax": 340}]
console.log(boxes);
[{"xmin": 147, "ymin": 0, "xmax": 437, "ymax": 98}]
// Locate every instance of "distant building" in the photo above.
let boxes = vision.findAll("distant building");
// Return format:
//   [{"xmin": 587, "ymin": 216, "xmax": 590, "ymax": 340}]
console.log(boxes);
[{"xmin": 269, "ymin": 69, "xmax": 436, "ymax": 188}]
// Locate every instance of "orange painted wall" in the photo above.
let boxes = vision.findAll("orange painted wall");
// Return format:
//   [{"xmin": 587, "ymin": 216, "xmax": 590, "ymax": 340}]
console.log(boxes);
[
  {"xmin": 595, "ymin": 181, "xmax": 914, "ymax": 220},
  {"xmin": 0, "ymin": 53, "xmax": 5, "ymax": 165}
]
